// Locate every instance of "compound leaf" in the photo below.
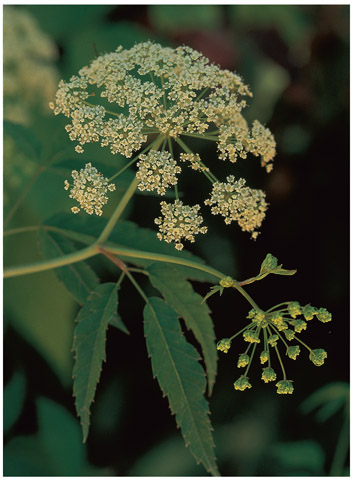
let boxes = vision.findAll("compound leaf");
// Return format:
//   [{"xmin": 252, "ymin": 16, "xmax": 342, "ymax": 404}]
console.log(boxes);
[
  {"xmin": 147, "ymin": 263, "xmax": 217, "ymax": 396},
  {"xmin": 39, "ymin": 228, "xmax": 99, "ymax": 304},
  {"xmin": 73, "ymin": 282, "xmax": 119, "ymax": 442},
  {"xmin": 143, "ymin": 297, "xmax": 219, "ymax": 476}
]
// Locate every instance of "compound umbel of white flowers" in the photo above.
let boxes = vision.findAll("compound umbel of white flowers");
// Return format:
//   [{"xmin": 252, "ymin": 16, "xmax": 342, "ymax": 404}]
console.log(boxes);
[{"xmin": 50, "ymin": 41, "xmax": 277, "ymax": 247}]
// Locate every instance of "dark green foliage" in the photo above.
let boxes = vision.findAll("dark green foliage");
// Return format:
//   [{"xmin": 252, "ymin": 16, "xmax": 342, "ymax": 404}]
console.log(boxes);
[
  {"xmin": 73, "ymin": 283, "xmax": 120, "ymax": 441},
  {"xmin": 147, "ymin": 263, "xmax": 217, "ymax": 395},
  {"xmin": 39, "ymin": 228, "xmax": 99, "ymax": 304},
  {"xmin": 143, "ymin": 297, "xmax": 219, "ymax": 476}
]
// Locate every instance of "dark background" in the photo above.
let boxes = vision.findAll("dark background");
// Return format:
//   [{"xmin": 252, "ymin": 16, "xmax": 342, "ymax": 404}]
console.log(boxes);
[{"xmin": 4, "ymin": 4, "xmax": 349, "ymax": 476}]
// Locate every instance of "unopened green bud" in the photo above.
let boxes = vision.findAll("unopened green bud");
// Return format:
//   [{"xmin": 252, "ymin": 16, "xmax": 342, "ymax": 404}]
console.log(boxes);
[
  {"xmin": 288, "ymin": 301, "xmax": 302, "ymax": 318},
  {"xmin": 268, "ymin": 334, "xmax": 279, "ymax": 347},
  {"xmin": 271, "ymin": 312, "xmax": 288, "ymax": 331},
  {"xmin": 217, "ymin": 338, "xmax": 231, "ymax": 353},
  {"xmin": 276, "ymin": 379, "xmax": 294, "ymax": 394},
  {"xmin": 309, "ymin": 349, "xmax": 327, "ymax": 366},
  {"xmin": 247, "ymin": 309, "xmax": 257, "ymax": 319},
  {"xmin": 287, "ymin": 345, "xmax": 300, "ymax": 360},
  {"xmin": 219, "ymin": 276, "xmax": 234, "ymax": 288},
  {"xmin": 262, "ymin": 367, "xmax": 277, "ymax": 383},
  {"xmin": 292, "ymin": 320, "xmax": 307, "ymax": 333},
  {"xmin": 234, "ymin": 375, "xmax": 252, "ymax": 391},
  {"xmin": 284, "ymin": 329, "xmax": 295, "ymax": 341},
  {"xmin": 237, "ymin": 353, "xmax": 250, "ymax": 368},
  {"xmin": 316, "ymin": 308, "xmax": 332, "ymax": 323},
  {"xmin": 243, "ymin": 330, "xmax": 260, "ymax": 343},
  {"xmin": 260, "ymin": 350, "xmax": 269, "ymax": 364},
  {"xmin": 303, "ymin": 305, "xmax": 317, "ymax": 321}
]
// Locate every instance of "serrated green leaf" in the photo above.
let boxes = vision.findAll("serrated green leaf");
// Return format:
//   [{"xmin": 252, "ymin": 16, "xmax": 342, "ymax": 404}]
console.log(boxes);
[
  {"xmin": 4, "ymin": 121, "xmax": 42, "ymax": 163},
  {"xmin": 42, "ymin": 213, "xmax": 217, "ymax": 282},
  {"xmin": 147, "ymin": 264, "xmax": 217, "ymax": 396},
  {"xmin": 143, "ymin": 297, "xmax": 219, "ymax": 476},
  {"xmin": 4, "ymin": 371, "xmax": 26, "ymax": 433},
  {"xmin": 109, "ymin": 312, "xmax": 129, "ymax": 335},
  {"xmin": 73, "ymin": 282, "xmax": 119, "ymax": 442},
  {"xmin": 39, "ymin": 228, "xmax": 99, "ymax": 304}
]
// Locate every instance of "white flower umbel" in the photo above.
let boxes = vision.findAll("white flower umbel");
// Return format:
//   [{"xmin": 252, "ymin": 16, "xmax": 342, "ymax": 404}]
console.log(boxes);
[
  {"xmin": 65, "ymin": 163, "xmax": 116, "ymax": 216},
  {"xmin": 136, "ymin": 151, "xmax": 181, "ymax": 195},
  {"xmin": 154, "ymin": 200, "xmax": 207, "ymax": 250},
  {"xmin": 205, "ymin": 175, "xmax": 268, "ymax": 239}
]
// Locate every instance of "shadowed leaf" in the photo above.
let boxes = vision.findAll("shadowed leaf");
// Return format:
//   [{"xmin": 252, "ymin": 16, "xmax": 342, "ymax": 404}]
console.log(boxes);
[
  {"xmin": 144, "ymin": 297, "xmax": 219, "ymax": 476},
  {"xmin": 39, "ymin": 228, "xmax": 99, "ymax": 304},
  {"xmin": 147, "ymin": 263, "xmax": 217, "ymax": 396},
  {"xmin": 73, "ymin": 282, "xmax": 119, "ymax": 442}
]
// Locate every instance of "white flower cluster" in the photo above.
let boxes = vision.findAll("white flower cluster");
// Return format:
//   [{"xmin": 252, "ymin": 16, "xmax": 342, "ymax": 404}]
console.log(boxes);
[
  {"xmin": 205, "ymin": 176, "xmax": 268, "ymax": 238},
  {"xmin": 136, "ymin": 151, "xmax": 181, "ymax": 195},
  {"xmin": 154, "ymin": 200, "xmax": 208, "ymax": 250},
  {"xmin": 179, "ymin": 153, "xmax": 209, "ymax": 172},
  {"xmin": 51, "ymin": 41, "xmax": 277, "ymax": 245},
  {"xmin": 4, "ymin": 6, "xmax": 59, "ymax": 125},
  {"xmin": 50, "ymin": 41, "xmax": 275, "ymax": 169},
  {"xmin": 65, "ymin": 163, "xmax": 116, "ymax": 216}
]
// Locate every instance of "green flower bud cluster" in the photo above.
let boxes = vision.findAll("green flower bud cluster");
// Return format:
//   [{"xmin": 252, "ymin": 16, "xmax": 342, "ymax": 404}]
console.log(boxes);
[{"xmin": 216, "ymin": 301, "xmax": 331, "ymax": 395}]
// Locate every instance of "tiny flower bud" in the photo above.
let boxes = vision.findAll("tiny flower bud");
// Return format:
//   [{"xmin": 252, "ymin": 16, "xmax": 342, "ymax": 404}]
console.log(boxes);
[
  {"xmin": 292, "ymin": 320, "xmax": 307, "ymax": 333},
  {"xmin": 217, "ymin": 338, "xmax": 231, "ymax": 354},
  {"xmin": 309, "ymin": 349, "xmax": 327, "ymax": 366},
  {"xmin": 237, "ymin": 353, "xmax": 250, "ymax": 368},
  {"xmin": 287, "ymin": 345, "xmax": 301, "ymax": 360},
  {"xmin": 260, "ymin": 350, "xmax": 269, "ymax": 364},
  {"xmin": 284, "ymin": 329, "xmax": 295, "ymax": 341},
  {"xmin": 243, "ymin": 330, "xmax": 261, "ymax": 343},
  {"xmin": 303, "ymin": 305, "xmax": 317, "ymax": 321},
  {"xmin": 271, "ymin": 312, "xmax": 288, "ymax": 331},
  {"xmin": 254, "ymin": 311, "xmax": 267, "ymax": 327},
  {"xmin": 262, "ymin": 367, "xmax": 277, "ymax": 383},
  {"xmin": 219, "ymin": 276, "xmax": 234, "ymax": 288},
  {"xmin": 247, "ymin": 309, "xmax": 257, "ymax": 319},
  {"xmin": 276, "ymin": 380, "xmax": 294, "ymax": 394},
  {"xmin": 234, "ymin": 376, "xmax": 252, "ymax": 391},
  {"xmin": 268, "ymin": 334, "xmax": 279, "ymax": 347},
  {"xmin": 288, "ymin": 301, "xmax": 302, "ymax": 318},
  {"xmin": 316, "ymin": 308, "xmax": 332, "ymax": 323}
]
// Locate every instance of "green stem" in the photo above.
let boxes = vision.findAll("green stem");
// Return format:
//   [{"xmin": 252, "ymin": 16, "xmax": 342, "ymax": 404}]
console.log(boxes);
[
  {"xmin": 96, "ymin": 177, "xmax": 140, "ymax": 244},
  {"xmin": 232, "ymin": 282, "xmax": 261, "ymax": 311},
  {"xmin": 101, "ymin": 245, "xmax": 225, "ymax": 280},
  {"xmin": 293, "ymin": 335, "xmax": 312, "ymax": 352},
  {"xmin": 269, "ymin": 324, "xmax": 289, "ymax": 350},
  {"xmin": 108, "ymin": 141, "xmax": 155, "ymax": 182},
  {"xmin": 244, "ymin": 339, "xmax": 258, "ymax": 376},
  {"xmin": 266, "ymin": 302, "xmax": 292, "ymax": 313},
  {"xmin": 274, "ymin": 344, "xmax": 287, "ymax": 380},
  {"xmin": 230, "ymin": 324, "xmax": 253, "ymax": 341},
  {"xmin": 181, "ymin": 132, "xmax": 219, "ymax": 142},
  {"xmin": 175, "ymin": 137, "xmax": 217, "ymax": 183},
  {"xmin": 4, "ymin": 244, "xmax": 98, "ymax": 279},
  {"xmin": 125, "ymin": 270, "xmax": 150, "ymax": 304},
  {"xmin": 4, "ymin": 225, "xmax": 40, "ymax": 237}
]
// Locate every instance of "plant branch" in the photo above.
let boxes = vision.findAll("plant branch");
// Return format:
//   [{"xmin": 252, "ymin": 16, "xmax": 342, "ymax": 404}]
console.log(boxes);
[{"xmin": 4, "ymin": 243, "xmax": 98, "ymax": 279}]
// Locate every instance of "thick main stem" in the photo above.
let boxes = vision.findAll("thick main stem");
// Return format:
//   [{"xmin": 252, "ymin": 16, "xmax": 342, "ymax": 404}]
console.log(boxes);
[
  {"xmin": 4, "ymin": 244, "xmax": 98, "ymax": 278},
  {"xmin": 95, "ymin": 177, "xmax": 140, "ymax": 244}
]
